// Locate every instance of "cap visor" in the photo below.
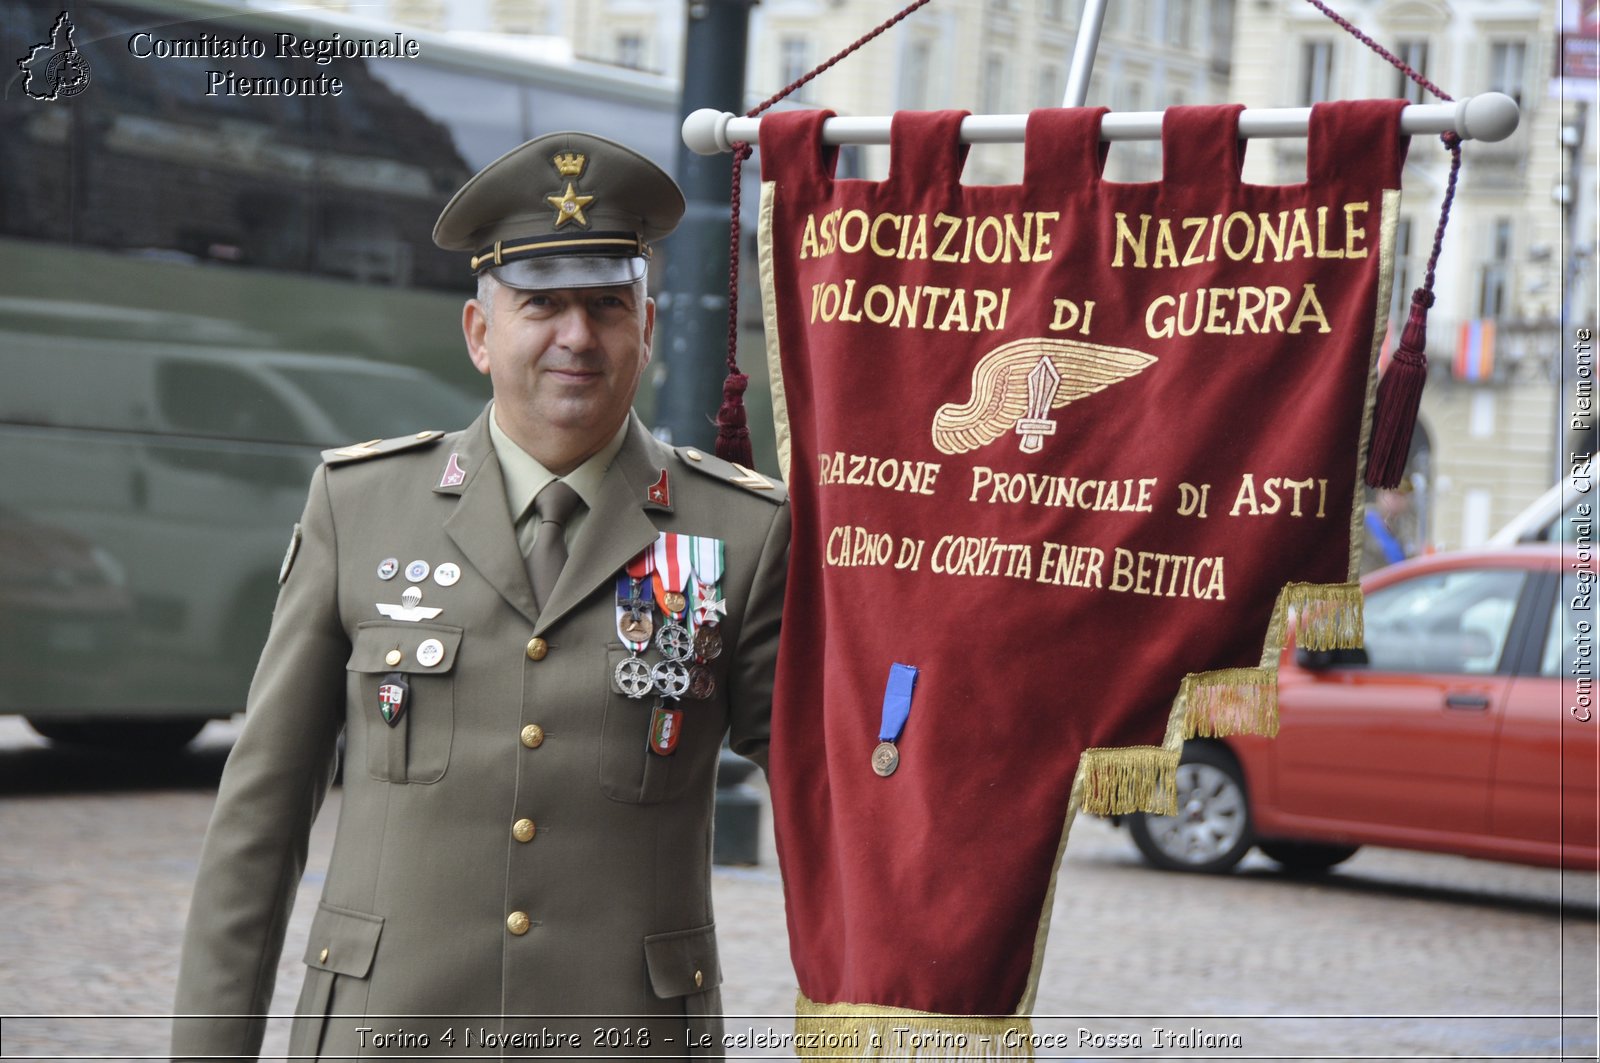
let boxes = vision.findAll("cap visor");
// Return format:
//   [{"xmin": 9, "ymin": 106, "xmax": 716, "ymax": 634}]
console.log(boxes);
[{"xmin": 488, "ymin": 256, "xmax": 647, "ymax": 290}]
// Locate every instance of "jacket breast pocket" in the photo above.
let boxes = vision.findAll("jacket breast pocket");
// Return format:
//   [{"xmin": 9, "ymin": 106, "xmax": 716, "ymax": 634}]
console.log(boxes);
[
  {"xmin": 599, "ymin": 646, "xmax": 675, "ymax": 803},
  {"xmin": 600, "ymin": 644, "xmax": 724, "ymax": 806},
  {"xmin": 348, "ymin": 621, "xmax": 462, "ymax": 784}
]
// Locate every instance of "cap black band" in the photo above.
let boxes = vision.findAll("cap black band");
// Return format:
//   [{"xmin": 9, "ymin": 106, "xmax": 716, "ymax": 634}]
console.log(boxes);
[{"xmin": 469, "ymin": 230, "xmax": 648, "ymax": 273}]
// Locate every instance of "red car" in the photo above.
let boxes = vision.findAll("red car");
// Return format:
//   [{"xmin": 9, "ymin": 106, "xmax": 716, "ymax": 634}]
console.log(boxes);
[{"xmin": 1125, "ymin": 546, "xmax": 1599, "ymax": 874}]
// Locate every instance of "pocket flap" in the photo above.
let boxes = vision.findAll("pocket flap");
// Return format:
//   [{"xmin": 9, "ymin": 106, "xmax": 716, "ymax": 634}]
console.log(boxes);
[
  {"xmin": 302, "ymin": 901, "xmax": 384, "ymax": 978},
  {"xmin": 643, "ymin": 923, "xmax": 721, "ymax": 999},
  {"xmin": 348, "ymin": 622, "xmax": 463, "ymax": 674}
]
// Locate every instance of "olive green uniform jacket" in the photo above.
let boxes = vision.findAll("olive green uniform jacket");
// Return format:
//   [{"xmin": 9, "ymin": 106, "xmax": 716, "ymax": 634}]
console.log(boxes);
[{"xmin": 173, "ymin": 411, "xmax": 789, "ymax": 1060}]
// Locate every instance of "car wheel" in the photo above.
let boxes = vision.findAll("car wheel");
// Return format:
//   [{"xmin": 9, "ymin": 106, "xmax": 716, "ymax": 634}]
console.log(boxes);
[
  {"xmin": 1257, "ymin": 839, "xmax": 1359, "ymax": 874},
  {"xmin": 1126, "ymin": 743, "xmax": 1253, "ymax": 873},
  {"xmin": 27, "ymin": 717, "xmax": 208, "ymax": 750}
]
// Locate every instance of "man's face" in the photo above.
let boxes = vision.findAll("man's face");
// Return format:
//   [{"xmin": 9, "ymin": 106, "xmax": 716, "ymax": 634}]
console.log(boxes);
[{"xmin": 464, "ymin": 279, "xmax": 653, "ymax": 461}]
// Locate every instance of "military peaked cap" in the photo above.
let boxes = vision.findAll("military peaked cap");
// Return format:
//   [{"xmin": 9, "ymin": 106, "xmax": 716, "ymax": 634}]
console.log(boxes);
[{"xmin": 433, "ymin": 131, "xmax": 685, "ymax": 290}]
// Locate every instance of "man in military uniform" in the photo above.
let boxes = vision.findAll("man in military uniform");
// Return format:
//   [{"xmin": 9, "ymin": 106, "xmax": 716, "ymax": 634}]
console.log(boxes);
[{"xmin": 173, "ymin": 134, "xmax": 789, "ymax": 1060}]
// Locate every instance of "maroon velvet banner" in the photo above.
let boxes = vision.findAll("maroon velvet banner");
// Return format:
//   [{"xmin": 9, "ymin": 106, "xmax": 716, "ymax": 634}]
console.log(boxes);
[{"xmin": 758, "ymin": 103, "xmax": 1407, "ymax": 1041}]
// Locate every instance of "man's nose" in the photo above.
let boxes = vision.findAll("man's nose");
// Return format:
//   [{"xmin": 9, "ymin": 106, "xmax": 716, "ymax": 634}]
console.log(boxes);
[{"xmin": 553, "ymin": 305, "xmax": 597, "ymax": 349}]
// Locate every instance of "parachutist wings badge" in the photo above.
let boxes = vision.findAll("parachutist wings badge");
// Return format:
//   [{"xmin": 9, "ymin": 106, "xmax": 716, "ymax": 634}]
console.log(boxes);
[{"xmin": 931, "ymin": 338, "xmax": 1158, "ymax": 456}]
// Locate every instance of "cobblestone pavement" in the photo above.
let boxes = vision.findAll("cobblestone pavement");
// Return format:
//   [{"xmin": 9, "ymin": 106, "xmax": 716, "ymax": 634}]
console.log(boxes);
[{"xmin": 0, "ymin": 717, "xmax": 1595, "ymax": 1061}]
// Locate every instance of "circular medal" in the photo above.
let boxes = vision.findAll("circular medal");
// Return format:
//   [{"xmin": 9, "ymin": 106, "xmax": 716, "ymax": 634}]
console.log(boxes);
[
  {"xmin": 687, "ymin": 664, "xmax": 716, "ymax": 700},
  {"xmin": 433, "ymin": 562, "xmax": 461, "ymax": 587},
  {"xmin": 614, "ymin": 656, "xmax": 653, "ymax": 699},
  {"xmin": 405, "ymin": 559, "xmax": 430, "ymax": 583},
  {"xmin": 662, "ymin": 591, "xmax": 688, "ymax": 616},
  {"xmin": 416, "ymin": 638, "xmax": 445, "ymax": 668},
  {"xmin": 619, "ymin": 611, "xmax": 653, "ymax": 643},
  {"xmin": 651, "ymin": 659, "xmax": 691, "ymax": 699},
  {"xmin": 377, "ymin": 557, "xmax": 400, "ymax": 581},
  {"xmin": 871, "ymin": 741, "xmax": 900, "ymax": 778},
  {"xmin": 655, "ymin": 621, "xmax": 693, "ymax": 662},
  {"xmin": 693, "ymin": 624, "xmax": 723, "ymax": 661}
]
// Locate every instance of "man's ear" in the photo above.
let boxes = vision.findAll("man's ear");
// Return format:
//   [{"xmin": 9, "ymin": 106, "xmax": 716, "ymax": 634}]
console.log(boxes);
[
  {"xmin": 463, "ymin": 299, "xmax": 492, "ymax": 376},
  {"xmin": 641, "ymin": 297, "xmax": 656, "ymax": 365}
]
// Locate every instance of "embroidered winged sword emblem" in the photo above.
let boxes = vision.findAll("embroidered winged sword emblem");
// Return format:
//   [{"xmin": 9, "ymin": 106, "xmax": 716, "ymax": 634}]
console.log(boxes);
[{"xmin": 930, "ymin": 337, "xmax": 1158, "ymax": 456}]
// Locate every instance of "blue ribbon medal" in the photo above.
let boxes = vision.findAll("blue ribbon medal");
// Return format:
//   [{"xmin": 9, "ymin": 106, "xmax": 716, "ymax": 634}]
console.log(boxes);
[{"xmin": 872, "ymin": 663, "xmax": 918, "ymax": 777}]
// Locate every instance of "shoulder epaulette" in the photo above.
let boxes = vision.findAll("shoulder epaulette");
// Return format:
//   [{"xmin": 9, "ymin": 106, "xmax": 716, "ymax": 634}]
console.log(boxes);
[
  {"xmin": 322, "ymin": 430, "xmax": 447, "ymax": 466},
  {"xmin": 675, "ymin": 446, "xmax": 787, "ymax": 504}
]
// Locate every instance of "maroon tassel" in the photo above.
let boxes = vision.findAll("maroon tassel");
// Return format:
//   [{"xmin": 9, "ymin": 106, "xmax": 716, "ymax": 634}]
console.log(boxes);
[
  {"xmin": 1365, "ymin": 288, "xmax": 1432, "ymax": 488},
  {"xmin": 714, "ymin": 371, "xmax": 754, "ymax": 467}
]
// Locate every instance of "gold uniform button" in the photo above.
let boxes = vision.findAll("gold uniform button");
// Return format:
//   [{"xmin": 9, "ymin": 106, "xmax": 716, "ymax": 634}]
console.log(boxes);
[
  {"xmin": 507, "ymin": 911, "xmax": 531, "ymax": 936},
  {"xmin": 526, "ymin": 637, "xmax": 549, "ymax": 661},
  {"xmin": 520, "ymin": 724, "xmax": 545, "ymax": 749},
  {"xmin": 384, "ymin": 649, "xmax": 403, "ymax": 667},
  {"xmin": 694, "ymin": 969, "xmax": 704, "ymax": 988},
  {"xmin": 685, "ymin": 448, "xmax": 703, "ymax": 462},
  {"xmin": 319, "ymin": 947, "xmax": 329, "ymax": 964},
  {"xmin": 512, "ymin": 818, "xmax": 536, "ymax": 843}
]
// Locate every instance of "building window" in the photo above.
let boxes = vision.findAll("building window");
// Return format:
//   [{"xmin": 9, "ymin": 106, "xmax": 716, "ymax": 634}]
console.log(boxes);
[
  {"xmin": 1043, "ymin": 0, "xmax": 1066, "ymax": 21},
  {"xmin": 1037, "ymin": 63, "xmax": 1064, "ymax": 108},
  {"xmin": 1391, "ymin": 217, "xmax": 1414, "ymax": 321},
  {"xmin": 1392, "ymin": 40, "xmax": 1428, "ymax": 103},
  {"xmin": 1477, "ymin": 219, "xmax": 1513, "ymax": 318},
  {"xmin": 899, "ymin": 37, "xmax": 933, "ymax": 109},
  {"xmin": 981, "ymin": 52, "xmax": 1009, "ymax": 113},
  {"xmin": 615, "ymin": 33, "xmax": 645, "ymax": 70},
  {"xmin": 493, "ymin": 0, "xmax": 542, "ymax": 34},
  {"xmin": 1208, "ymin": 0, "xmax": 1234, "ymax": 73},
  {"xmin": 1488, "ymin": 40, "xmax": 1527, "ymax": 106},
  {"xmin": 391, "ymin": 0, "xmax": 445, "ymax": 31},
  {"xmin": 781, "ymin": 36, "xmax": 814, "ymax": 102},
  {"xmin": 1300, "ymin": 40, "xmax": 1335, "ymax": 104},
  {"xmin": 1168, "ymin": 0, "xmax": 1194, "ymax": 48}
]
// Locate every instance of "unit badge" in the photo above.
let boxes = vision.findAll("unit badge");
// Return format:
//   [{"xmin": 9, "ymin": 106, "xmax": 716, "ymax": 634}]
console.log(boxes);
[{"xmin": 377, "ymin": 673, "xmax": 409, "ymax": 727}]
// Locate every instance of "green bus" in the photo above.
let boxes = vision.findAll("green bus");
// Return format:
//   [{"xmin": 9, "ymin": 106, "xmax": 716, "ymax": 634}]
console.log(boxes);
[{"xmin": 0, "ymin": 0, "xmax": 684, "ymax": 745}]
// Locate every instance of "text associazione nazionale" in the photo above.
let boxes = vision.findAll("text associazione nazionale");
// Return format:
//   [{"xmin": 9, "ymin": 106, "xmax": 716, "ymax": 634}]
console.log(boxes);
[{"xmin": 126, "ymin": 31, "xmax": 422, "ymax": 96}]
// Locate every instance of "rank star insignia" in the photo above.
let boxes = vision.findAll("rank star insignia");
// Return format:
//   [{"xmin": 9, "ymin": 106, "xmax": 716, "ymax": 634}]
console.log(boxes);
[{"xmin": 547, "ymin": 182, "xmax": 594, "ymax": 228}]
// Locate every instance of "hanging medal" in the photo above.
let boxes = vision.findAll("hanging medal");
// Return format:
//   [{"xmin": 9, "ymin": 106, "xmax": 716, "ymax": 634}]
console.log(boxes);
[
  {"xmin": 873, "ymin": 663, "xmax": 918, "ymax": 778},
  {"xmin": 614, "ymin": 572, "xmax": 655, "ymax": 699},
  {"xmin": 650, "ymin": 533, "xmax": 693, "ymax": 698},
  {"xmin": 686, "ymin": 536, "xmax": 726, "ymax": 699}
]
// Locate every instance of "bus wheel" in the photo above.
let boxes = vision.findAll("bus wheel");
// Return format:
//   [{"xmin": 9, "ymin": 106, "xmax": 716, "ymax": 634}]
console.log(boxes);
[{"xmin": 26, "ymin": 717, "xmax": 208, "ymax": 749}]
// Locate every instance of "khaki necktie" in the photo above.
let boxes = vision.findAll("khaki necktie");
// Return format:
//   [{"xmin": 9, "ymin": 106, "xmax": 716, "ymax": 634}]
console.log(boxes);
[{"xmin": 525, "ymin": 480, "xmax": 582, "ymax": 612}]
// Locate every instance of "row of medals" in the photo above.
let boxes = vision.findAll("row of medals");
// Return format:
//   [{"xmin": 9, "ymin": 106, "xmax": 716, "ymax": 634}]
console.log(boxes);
[{"xmin": 614, "ymin": 581, "xmax": 720, "ymax": 702}]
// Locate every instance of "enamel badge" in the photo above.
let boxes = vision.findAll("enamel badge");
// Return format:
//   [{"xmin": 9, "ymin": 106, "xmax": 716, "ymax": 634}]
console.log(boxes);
[
  {"xmin": 378, "ymin": 673, "xmax": 409, "ymax": 727},
  {"xmin": 649, "ymin": 702, "xmax": 683, "ymax": 756}
]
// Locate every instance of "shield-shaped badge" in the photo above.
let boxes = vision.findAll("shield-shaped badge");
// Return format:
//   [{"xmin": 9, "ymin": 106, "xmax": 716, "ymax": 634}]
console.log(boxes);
[
  {"xmin": 378, "ymin": 673, "xmax": 410, "ymax": 727},
  {"xmin": 648, "ymin": 703, "xmax": 682, "ymax": 756}
]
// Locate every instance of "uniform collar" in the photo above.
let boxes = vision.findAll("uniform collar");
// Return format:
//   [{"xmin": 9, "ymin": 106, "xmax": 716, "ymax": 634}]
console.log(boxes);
[
  {"xmin": 486, "ymin": 403, "xmax": 628, "ymax": 521},
  {"xmin": 437, "ymin": 407, "xmax": 675, "ymax": 632}
]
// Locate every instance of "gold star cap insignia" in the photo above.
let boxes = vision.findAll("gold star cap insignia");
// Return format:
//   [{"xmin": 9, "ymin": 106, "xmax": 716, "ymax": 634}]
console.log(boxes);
[
  {"xmin": 432, "ymin": 131, "xmax": 685, "ymax": 287},
  {"xmin": 547, "ymin": 182, "xmax": 595, "ymax": 228}
]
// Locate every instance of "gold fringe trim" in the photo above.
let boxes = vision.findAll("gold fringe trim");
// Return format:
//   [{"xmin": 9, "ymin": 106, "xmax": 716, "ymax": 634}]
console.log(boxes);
[
  {"xmin": 1069, "ymin": 578, "xmax": 1365, "ymax": 820},
  {"xmin": 796, "ymin": 993, "xmax": 1035, "ymax": 1060},
  {"xmin": 1074, "ymin": 746, "xmax": 1178, "ymax": 817},
  {"xmin": 1180, "ymin": 667, "xmax": 1279, "ymax": 739},
  {"xmin": 1284, "ymin": 581, "xmax": 1364, "ymax": 651}
]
